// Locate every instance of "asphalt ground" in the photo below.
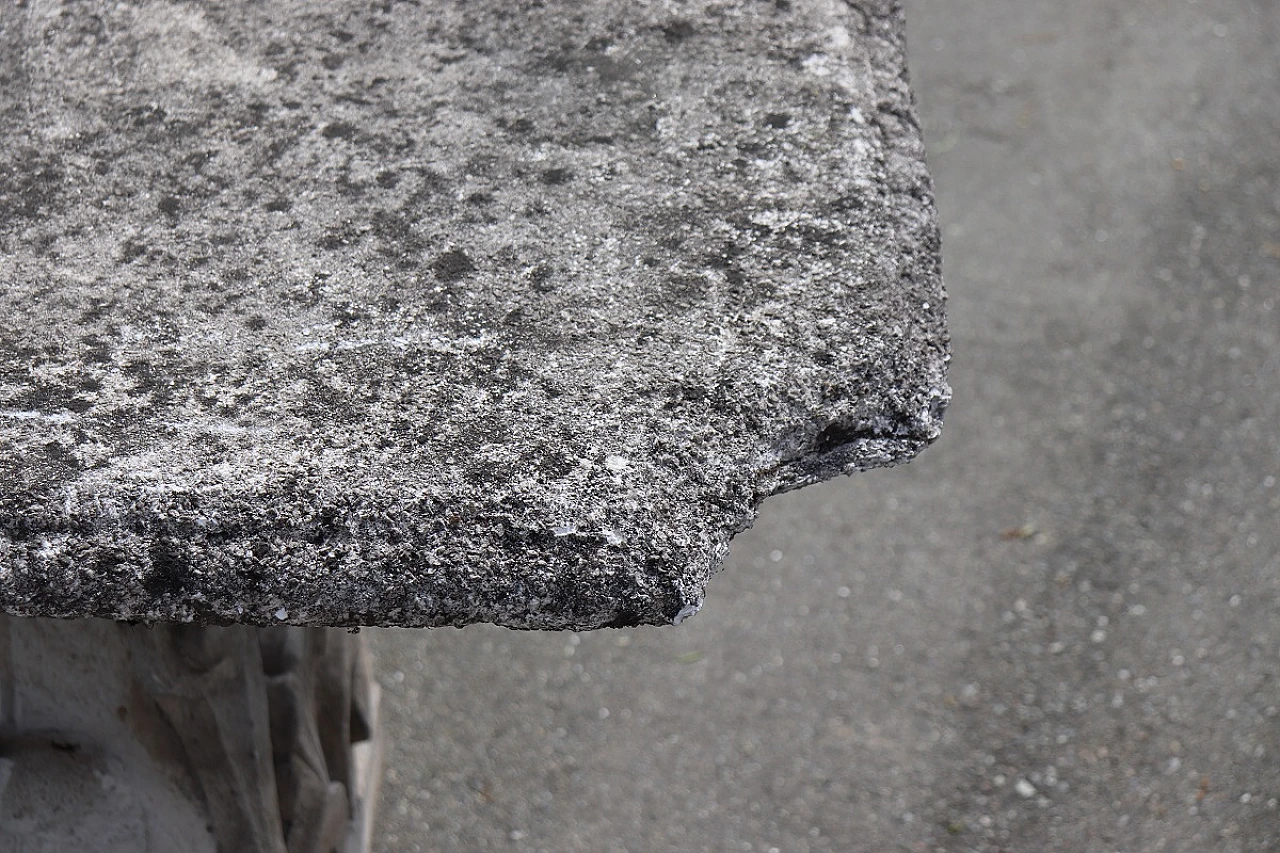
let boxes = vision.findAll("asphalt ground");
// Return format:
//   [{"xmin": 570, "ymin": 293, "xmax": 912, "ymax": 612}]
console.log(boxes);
[{"xmin": 371, "ymin": 1, "xmax": 1280, "ymax": 849}]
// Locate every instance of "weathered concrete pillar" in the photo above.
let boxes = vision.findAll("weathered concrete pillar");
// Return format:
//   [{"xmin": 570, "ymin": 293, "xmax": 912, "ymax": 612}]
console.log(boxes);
[{"xmin": 0, "ymin": 616, "xmax": 381, "ymax": 853}]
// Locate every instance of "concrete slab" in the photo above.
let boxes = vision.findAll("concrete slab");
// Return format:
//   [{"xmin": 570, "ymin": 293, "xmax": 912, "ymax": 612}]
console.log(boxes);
[{"xmin": 0, "ymin": 0, "xmax": 947, "ymax": 628}]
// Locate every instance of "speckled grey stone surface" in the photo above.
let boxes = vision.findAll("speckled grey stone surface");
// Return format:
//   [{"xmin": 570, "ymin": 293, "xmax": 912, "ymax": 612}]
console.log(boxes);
[{"xmin": 0, "ymin": 0, "xmax": 946, "ymax": 629}]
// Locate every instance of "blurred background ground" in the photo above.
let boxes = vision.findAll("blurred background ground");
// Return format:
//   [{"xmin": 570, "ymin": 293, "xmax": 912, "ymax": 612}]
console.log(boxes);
[{"xmin": 370, "ymin": 1, "xmax": 1280, "ymax": 850}]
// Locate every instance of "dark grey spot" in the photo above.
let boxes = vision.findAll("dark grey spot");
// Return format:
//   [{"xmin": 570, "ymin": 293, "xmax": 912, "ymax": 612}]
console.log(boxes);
[
  {"xmin": 540, "ymin": 168, "xmax": 574, "ymax": 186},
  {"xmin": 321, "ymin": 121, "xmax": 357, "ymax": 140},
  {"xmin": 431, "ymin": 249, "xmax": 477, "ymax": 283}
]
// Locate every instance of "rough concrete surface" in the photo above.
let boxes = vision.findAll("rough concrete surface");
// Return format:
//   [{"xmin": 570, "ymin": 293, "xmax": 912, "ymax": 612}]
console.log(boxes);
[
  {"xmin": 0, "ymin": 617, "xmax": 216, "ymax": 853},
  {"xmin": 372, "ymin": 0, "xmax": 1280, "ymax": 850},
  {"xmin": 0, "ymin": 0, "xmax": 946, "ymax": 629}
]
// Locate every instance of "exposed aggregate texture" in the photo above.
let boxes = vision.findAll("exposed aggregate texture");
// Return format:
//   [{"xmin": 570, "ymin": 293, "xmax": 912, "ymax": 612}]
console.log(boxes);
[{"xmin": 0, "ymin": 0, "xmax": 947, "ymax": 628}]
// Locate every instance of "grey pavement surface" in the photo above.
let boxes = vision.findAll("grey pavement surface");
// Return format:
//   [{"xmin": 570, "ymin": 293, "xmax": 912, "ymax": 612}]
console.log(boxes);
[{"xmin": 371, "ymin": 0, "xmax": 1280, "ymax": 850}]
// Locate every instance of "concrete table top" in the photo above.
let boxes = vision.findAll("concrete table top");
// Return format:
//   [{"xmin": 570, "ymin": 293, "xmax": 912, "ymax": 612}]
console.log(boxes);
[{"xmin": 0, "ymin": 0, "xmax": 947, "ymax": 629}]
